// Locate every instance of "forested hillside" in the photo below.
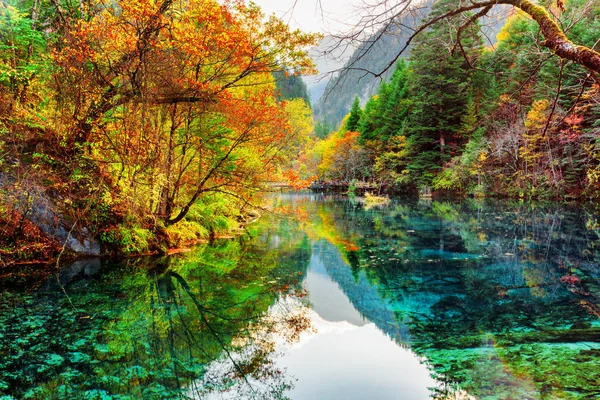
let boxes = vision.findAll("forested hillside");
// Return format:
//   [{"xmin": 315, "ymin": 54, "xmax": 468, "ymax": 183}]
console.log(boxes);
[
  {"xmin": 312, "ymin": 2, "xmax": 432, "ymax": 131},
  {"xmin": 299, "ymin": 0, "xmax": 600, "ymax": 201},
  {"xmin": 312, "ymin": 1, "xmax": 511, "ymax": 131},
  {"xmin": 2, "ymin": 0, "xmax": 600, "ymax": 265}
]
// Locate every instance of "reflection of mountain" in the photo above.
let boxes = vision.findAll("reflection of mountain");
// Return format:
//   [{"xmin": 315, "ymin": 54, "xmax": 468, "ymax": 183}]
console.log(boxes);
[
  {"xmin": 304, "ymin": 250, "xmax": 368, "ymax": 326},
  {"xmin": 311, "ymin": 240, "xmax": 412, "ymax": 343},
  {"xmin": 304, "ymin": 197, "xmax": 600, "ymax": 399},
  {"xmin": 281, "ymin": 239, "xmax": 437, "ymax": 400}
]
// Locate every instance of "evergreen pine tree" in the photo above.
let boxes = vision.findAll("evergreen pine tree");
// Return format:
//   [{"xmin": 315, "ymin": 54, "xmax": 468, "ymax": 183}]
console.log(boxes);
[
  {"xmin": 315, "ymin": 119, "xmax": 333, "ymax": 139},
  {"xmin": 345, "ymin": 96, "xmax": 363, "ymax": 132},
  {"xmin": 359, "ymin": 60, "xmax": 411, "ymax": 146},
  {"xmin": 359, "ymin": 95, "xmax": 380, "ymax": 143},
  {"xmin": 403, "ymin": 0, "xmax": 484, "ymax": 188},
  {"xmin": 380, "ymin": 60, "xmax": 411, "ymax": 142}
]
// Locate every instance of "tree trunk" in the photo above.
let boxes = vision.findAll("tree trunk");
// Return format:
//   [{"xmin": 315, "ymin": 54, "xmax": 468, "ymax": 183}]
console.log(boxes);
[{"xmin": 507, "ymin": 0, "xmax": 600, "ymax": 73}]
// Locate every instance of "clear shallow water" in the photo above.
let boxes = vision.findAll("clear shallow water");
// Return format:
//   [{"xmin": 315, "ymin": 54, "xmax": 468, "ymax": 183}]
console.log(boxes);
[{"xmin": 1, "ymin": 194, "xmax": 599, "ymax": 399}]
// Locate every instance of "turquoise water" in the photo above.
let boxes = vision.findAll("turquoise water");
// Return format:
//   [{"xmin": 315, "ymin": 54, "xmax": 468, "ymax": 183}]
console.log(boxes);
[{"xmin": 1, "ymin": 194, "xmax": 599, "ymax": 399}]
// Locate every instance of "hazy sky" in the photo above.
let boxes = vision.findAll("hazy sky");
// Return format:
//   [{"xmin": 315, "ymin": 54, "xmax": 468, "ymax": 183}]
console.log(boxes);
[{"xmin": 251, "ymin": 0, "xmax": 357, "ymax": 34}]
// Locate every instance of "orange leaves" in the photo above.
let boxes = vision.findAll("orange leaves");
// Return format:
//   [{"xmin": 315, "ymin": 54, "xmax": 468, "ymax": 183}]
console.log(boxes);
[
  {"xmin": 559, "ymin": 113, "xmax": 584, "ymax": 144},
  {"xmin": 48, "ymin": 0, "xmax": 320, "ymax": 225},
  {"xmin": 53, "ymin": 0, "xmax": 318, "ymax": 115},
  {"xmin": 560, "ymin": 274, "xmax": 580, "ymax": 286},
  {"xmin": 217, "ymin": 87, "xmax": 286, "ymax": 140},
  {"xmin": 564, "ymin": 114, "xmax": 584, "ymax": 127},
  {"xmin": 317, "ymin": 130, "xmax": 366, "ymax": 180},
  {"xmin": 282, "ymin": 170, "xmax": 316, "ymax": 190},
  {"xmin": 119, "ymin": 0, "xmax": 164, "ymax": 20}
]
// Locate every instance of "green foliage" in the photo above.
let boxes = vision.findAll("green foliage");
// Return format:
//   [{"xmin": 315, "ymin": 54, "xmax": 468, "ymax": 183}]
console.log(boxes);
[
  {"xmin": 0, "ymin": 0, "xmax": 323, "ymax": 260},
  {"xmin": 314, "ymin": 118, "xmax": 333, "ymax": 139},
  {"xmin": 119, "ymin": 226, "xmax": 152, "ymax": 254},
  {"xmin": 274, "ymin": 69, "xmax": 311, "ymax": 105},
  {"xmin": 359, "ymin": 60, "xmax": 411, "ymax": 146},
  {"xmin": 100, "ymin": 225, "xmax": 152, "ymax": 254},
  {"xmin": 433, "ymin": 128, "xmax": 487, "ymax": 196},
  {"xmin": 401, "ymin": 1, "xmax": 484, "ymax": 188},
  {"xmin": 347, "ymin": 179, "xmax": 357, "ymax": 194},
  {"xmin": 374, "ymin": 135, "xmax": 411, "ymax": 187},
  {"xmin": 186, "ymin": 195, "xmax": 238, "ymax": 234},
  {"xmin": 343, "ymin": 95, "xmax": 363, "ymax": 132},
  {"xmin": 311, "ymin": 0, "xmax": 600, "ymax": 201},
  {"xmin": 344, "ymin": 96, "xmax": 363, "ymax": 132},
  {"xmin": 314, "ymin": 0, "xmax": 487, "ymax": 191},
  {"xmin": 0, "ymin": 3, "xmax": 46, "ymax": 90},
  {"xmin": 312, "ymin": 0, "xmax": 434, "ymax": 128},
  {"xmin": 164, "ymin": 220, "xmax": 209, "ymax": 247}
]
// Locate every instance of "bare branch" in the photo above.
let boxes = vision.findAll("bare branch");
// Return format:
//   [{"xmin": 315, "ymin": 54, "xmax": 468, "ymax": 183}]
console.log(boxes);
[{"xmin": 330, "ymin": 0, "xmax": 600, "ymax": 80}]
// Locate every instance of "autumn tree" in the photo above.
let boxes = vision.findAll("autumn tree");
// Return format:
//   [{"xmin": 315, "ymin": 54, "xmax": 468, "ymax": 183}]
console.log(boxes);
[
  {"xmin": 282, "ymin": 98, "xmax": 316, "ymax": 184},
  {"xmin": 373, "ymin": 134, "xmax": 410, "ymax": 187},
  {"xmin": 329, "ymin": 131, "xmax": 371, "ymax": 181},
  {"xmin": 47, "ymin": 0, "xmax": 319, "ymax": 229},
  {"xmin": 519, "ymin": 99, "xmax": 551, "ymax": 192}
]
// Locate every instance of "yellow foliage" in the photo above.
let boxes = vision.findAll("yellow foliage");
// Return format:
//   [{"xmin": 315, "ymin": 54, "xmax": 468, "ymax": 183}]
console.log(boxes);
[
  {"xmin": 364, "ymin": 192, "xmax": 390, "ymax": 209},
  {"xmin": 477, "ymin": 150, "xmax": 488, "ymax": 163},
  {"xmin": 496, "ymin": 10, "xmax": 530, "ymax": 43},
  {"xmin": 50, "ymin": 0, "xmax": 321, "ymax": 227},
  {"xmin": 525, "ymin": 99, "xmax": 550, "ymax": 130},
  {"xmin": 521, "ymin": 99, "xmax": 550, "ymax": 165},
  {"xmin": 283, "ymin": 98, "xmax": 313, "ymax": 155}
]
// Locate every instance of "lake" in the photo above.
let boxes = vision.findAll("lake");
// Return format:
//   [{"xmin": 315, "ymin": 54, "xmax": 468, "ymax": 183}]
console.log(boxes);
[{"xmin": 1, "ymin": 194, "xmax": 599, "ymax": 399}]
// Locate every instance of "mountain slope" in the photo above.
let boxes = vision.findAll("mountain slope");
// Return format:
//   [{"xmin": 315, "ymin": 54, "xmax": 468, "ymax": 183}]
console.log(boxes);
[
  {"xmin": 313, "ymin": 1, "xmax": 510, "ymax": 129},
  {"xmin": 313, "ymin": 2, "xmax": 433, "ymax": 128}
]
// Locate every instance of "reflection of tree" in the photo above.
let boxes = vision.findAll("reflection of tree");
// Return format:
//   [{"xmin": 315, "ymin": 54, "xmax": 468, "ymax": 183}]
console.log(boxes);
[
  {"xmin": 160, "ymin": 264, "xmax": 310, "ymax": 399},
  {"xmin": 0, "ymin": 236, "xmax": 312, "ymax": 399}
]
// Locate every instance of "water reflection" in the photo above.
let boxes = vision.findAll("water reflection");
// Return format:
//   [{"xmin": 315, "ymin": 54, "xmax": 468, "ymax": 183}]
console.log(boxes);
[
  {"xmin": 282, "ymin": 194, "xmax": 600, "ymax": 399},
  {"xmin": 274, "ymin": 240, "xmax": 437, "ymax": 400},
  {"xmin": 1, "ymin": 195, "xmax": 599, "ymax": 399},
  {"xmin": 0, "ymin": 239, "xmax": 311, "ymax": 399},
  {"xmin": 304, "ymin": 249, "xmax": 368, "ymax": 326}
]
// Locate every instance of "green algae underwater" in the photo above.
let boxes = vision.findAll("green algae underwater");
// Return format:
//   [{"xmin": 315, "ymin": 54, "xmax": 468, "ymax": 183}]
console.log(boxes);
[{"xmin": 1, "ymin": 194, "xmax": 599, "ymax": 399}]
